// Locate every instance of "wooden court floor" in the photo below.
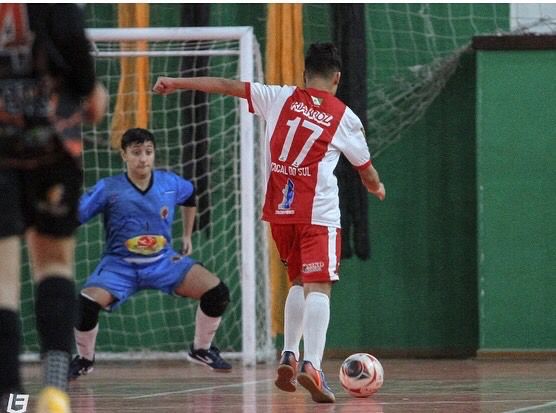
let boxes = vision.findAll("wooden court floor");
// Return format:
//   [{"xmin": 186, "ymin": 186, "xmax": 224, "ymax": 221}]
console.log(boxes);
[{"xmin": 21, "ymin": 358, "xmax": 556, "ymax": 413}]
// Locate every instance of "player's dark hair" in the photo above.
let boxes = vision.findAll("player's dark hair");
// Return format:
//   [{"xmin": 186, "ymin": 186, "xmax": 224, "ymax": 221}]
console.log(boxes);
[
  {"xmin": 304, "ymin": 42, "xmax": 342, "ymax": 79},
  {"xmin": 121, "ymin": 128, "xmax": 156, "ymax": 149}
]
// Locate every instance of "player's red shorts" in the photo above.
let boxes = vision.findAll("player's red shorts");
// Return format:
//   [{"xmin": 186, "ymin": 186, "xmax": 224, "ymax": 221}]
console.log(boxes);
[{"xmin": 270, "ymin": 223, "xmax": 341, "ymax": 283}]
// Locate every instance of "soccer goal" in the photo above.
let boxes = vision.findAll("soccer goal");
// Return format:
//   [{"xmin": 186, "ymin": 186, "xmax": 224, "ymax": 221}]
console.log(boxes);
[{"xmin": 22, "ymin": 27, "xmax": 271, "ymax": 366}]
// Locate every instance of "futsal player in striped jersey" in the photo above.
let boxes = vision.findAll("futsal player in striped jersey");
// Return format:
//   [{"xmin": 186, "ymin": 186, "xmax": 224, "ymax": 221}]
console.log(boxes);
[
  {"xmin": 153, "ymin": 42, "xmax": 385, "ymax": 403},
  {"xmin": 69, "ymin": 128, "xmax": 232, "ymax": 380}
]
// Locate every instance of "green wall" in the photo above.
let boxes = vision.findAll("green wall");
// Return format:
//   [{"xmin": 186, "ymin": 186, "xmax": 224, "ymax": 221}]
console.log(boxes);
[
  {"xmin": 328, "ymin": 52, "xmax": 478, "ymax": 357},
  {"xmin": 476, "ymin": 50, "xmax": 556, "ymax": 351}
]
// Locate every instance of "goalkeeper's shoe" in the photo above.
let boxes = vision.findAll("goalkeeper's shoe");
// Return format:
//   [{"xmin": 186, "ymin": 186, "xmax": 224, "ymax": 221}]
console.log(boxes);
[
  {"xmin": 186, "ymin": 344, "xmax": 232, "ymax": 372},
  {"xmin": 68, "ymin": 356, "xmax": 94, "ymax": 380},
  {"xmin": 36, "ymin": 386, "xmax": 71, "ymax": 413},
  {"xmin": 275, "ymin": 351, "xmax": 298, "ymax": 392},
  {"xmin": 297, "ymin": 361, "xmax": 336, "ymax": 403}
]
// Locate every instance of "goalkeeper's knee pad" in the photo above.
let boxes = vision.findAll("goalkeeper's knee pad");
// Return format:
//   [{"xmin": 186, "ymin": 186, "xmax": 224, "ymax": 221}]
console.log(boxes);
[
  {"xmin": 76, "ymin": 293, "xmax": 102, "ymax": 332},
  {"xmin": 200, "ymin": 281, "xmax": 230, "ymax": 318}
]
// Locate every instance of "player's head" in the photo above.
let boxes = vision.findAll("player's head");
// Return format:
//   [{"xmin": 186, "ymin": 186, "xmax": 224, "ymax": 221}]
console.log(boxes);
[
  {"xmin": 121, "ymin": 128, "xmax": 156, "ymax": 150},
  {"xmin": 304, "ymin": 42, "xmax": 342, "ymax": 94},
  {"xmin": 121, "ymin": 128, "xmax": 156, "ymax": 179}
]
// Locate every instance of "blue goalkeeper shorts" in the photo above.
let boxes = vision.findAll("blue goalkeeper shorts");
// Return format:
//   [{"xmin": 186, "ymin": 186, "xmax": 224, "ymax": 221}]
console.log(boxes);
[{"xmin": 82, "ymin": 249, "xmax": 199, "ymax": 311}]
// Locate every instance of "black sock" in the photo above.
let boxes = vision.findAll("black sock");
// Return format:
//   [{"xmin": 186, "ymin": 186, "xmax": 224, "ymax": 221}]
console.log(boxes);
[
  {"xmin": 0, "ymin": 309, "xmax": 22, "ymax": 393},
  {"xmin": 35, "ymin": 277, "xmax": 76, "ymax": 390},
  {"xmin": 43, "ymin": 350, "xmax": 70, "ymax": 391}
]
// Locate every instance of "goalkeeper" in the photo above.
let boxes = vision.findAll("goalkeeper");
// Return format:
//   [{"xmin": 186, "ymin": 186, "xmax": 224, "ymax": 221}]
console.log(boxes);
[{"xmin": 69, "ymin": 128, "xmax": 232, "ymax": 379}]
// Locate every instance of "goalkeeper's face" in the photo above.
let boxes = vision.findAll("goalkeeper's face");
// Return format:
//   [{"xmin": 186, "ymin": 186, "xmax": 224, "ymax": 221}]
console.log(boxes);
[{"xmin": 122, "ymin": 142, "xmax": 155, "ymax": 180}]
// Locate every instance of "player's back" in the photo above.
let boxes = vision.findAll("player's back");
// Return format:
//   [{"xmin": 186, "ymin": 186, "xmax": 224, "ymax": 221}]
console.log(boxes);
[
  {"xmin": 269, "ymin": 87, "xmax": 347, "ymax": 168},
  {"xmin": 249, "ymin": 83, "xmax": 369, "ymax": 227},
  {"xmin": 0, "ymin": 4, "xmax": 50, "ymax": 137},
  {"xmin": 0, "ymin": 4, "xmax": 95, "ymax": 163}
]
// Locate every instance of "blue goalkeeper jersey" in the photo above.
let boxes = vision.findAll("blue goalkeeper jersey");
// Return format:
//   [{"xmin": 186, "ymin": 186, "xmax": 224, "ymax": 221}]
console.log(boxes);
[{"xmin": 79, "ymin": 170, "xmax": 195, "ymax": 259}]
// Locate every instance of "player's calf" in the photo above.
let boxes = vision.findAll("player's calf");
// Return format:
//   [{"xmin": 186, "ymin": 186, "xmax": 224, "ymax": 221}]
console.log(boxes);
[
  {"xmin": 35, "ymin": 277, "xmax": 76, "ymax": 391},
  {"xmin": 69, "ymin": 293, "xmax": 102, "ymax": 380},
  {"xmin": 187, "ymin": 282, "xmax": 232, "ymax": 372}
]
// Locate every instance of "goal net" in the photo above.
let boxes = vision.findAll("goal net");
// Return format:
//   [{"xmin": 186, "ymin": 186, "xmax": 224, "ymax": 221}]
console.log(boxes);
[
  {"xmin": 20, "ymin": 27, "xmax": 272, "ymax": 365},
  {"xmin": 302, "ymin": 3, "xmax": 556, "ymax": 158}
]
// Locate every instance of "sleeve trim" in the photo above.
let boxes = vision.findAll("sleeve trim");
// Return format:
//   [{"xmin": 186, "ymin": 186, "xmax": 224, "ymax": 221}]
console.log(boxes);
[
  {"xmin": 354, "ymin": 160, "xmax": 372, "ymax": 171},
  {"xmin": 245, "ymin": 82, "xmax": 255, "ymax": 113},
  {"xmin": 180, "ymin": 183, "xmax": 196, "ymax": 207}
]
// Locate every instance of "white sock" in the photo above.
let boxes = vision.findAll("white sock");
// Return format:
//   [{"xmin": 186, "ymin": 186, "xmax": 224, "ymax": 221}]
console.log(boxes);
[
  {"xmin": 75, "ymin": 324, "xmax": 99, "ymax": 361},
  {"xmin": 193, "ymin": 306, "xmax": 221, "ymax": 350},
  {"xmin": 302, "ymin": 292, "xmax": 330, "ymax": 371},
  {"xmin": 283, "ymin": 285, "xmax": 305, "ymax": 361}
]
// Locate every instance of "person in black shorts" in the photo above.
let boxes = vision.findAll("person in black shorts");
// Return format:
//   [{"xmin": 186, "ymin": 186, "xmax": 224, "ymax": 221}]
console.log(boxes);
[{"xmin": 0, "ymin": 4, "xmax": 107, "ymax": 412}]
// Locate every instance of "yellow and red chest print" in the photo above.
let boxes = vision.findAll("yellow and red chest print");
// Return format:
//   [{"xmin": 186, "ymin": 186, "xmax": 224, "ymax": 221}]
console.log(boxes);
[
  {"xmin": 125, "ymin": 234, "xmax": 167, "ymax": 255},
  {"xmin": 124, "ymin": 206, "xmax": 169, "ymax": 255}
]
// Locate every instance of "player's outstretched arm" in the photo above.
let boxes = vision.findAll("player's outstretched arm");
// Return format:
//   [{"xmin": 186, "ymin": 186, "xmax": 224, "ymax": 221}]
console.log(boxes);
[
  {"xmin": 153, "ymin": 76, "xmax": 247, "ymax": 99},
  {"xmin": 359, "ymin": 164, "xmax": 386, "ymax": 201}
]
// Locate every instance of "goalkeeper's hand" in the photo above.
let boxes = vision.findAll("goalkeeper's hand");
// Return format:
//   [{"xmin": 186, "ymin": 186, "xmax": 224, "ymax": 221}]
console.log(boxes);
[
  {"xmin": 153, "ymin": 77, "xmax": 177, "ymax": 95},
  {"xmin": 181, "ymin": 235, "xmax": 193, "ymax": 256}
]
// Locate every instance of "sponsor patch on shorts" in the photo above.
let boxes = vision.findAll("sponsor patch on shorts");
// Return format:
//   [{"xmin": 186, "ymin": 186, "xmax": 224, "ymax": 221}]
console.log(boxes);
[{"xmin": 302, "ymin": 261, "xmax": 325, "ymax": 273}]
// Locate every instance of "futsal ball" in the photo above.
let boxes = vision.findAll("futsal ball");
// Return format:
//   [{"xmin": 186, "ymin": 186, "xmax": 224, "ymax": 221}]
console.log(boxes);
[{"xmin": 339, "ymin": 353, "xmax": 384, "ymax": 398}]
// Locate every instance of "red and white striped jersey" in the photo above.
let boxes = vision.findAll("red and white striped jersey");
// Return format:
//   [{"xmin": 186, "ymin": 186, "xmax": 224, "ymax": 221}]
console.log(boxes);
[{"xmin": 246, "ymin": 82, "xmax": 372, "ymax": 228}]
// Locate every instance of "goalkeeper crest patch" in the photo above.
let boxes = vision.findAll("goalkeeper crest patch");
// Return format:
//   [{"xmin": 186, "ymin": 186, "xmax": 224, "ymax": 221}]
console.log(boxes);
[{"xmin": 125, "ymin": 235, "xmax": 167, "ymax": 255}]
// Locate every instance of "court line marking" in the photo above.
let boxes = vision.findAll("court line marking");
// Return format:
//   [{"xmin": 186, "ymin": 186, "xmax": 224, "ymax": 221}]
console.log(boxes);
[
  {"xmin": 126, "ymin": 385, "xmax": 554, "ymax": 408},
  {"xmin": 125, "ymin": 379, "xmax": 273, "ymax": 399},
  {"xmin": 375, "ymin": 400, "xmax": 553, "ymax": 406},
  {"xmin": 501, "ymin": 401, "xmax": 556, "ymax": 413}
]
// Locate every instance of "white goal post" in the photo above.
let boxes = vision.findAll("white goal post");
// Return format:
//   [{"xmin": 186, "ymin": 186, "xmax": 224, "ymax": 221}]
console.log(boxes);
[{"xmin": 81, "ymin": 27, "xmax": 271, "ymax": 366}]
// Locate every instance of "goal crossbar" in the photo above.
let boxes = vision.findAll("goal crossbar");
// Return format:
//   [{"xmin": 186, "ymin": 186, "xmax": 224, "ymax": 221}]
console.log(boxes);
[{"xmin": 86, "ymin": 27, "xmax": 254, "ymax": 42}]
